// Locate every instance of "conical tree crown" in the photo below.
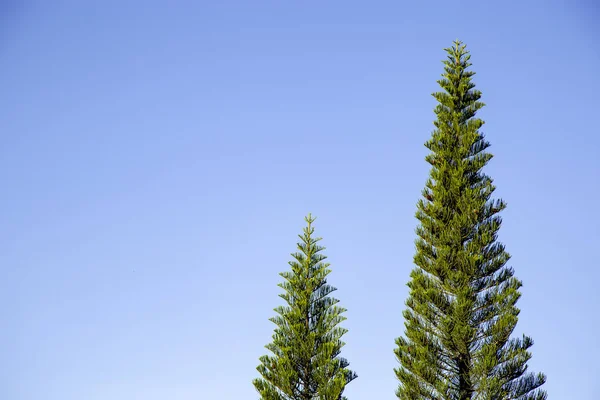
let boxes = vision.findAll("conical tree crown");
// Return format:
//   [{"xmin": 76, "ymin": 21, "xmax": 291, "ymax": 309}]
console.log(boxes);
[
  {"xmin": 394, "ymin": 40, "xmax": 546, "ymax": 400},
  {"xmin": 254, "ymin": 214, "xmax": 356, "ymax": 400}
]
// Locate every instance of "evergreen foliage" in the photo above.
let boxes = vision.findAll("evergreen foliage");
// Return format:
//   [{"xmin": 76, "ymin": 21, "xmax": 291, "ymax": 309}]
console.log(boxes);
[
  {"xmin": 254, "ymin": 214, "xmax": 356, "ymax": 400},
  {"xmin": 394, "ymin": 41, "xmax": 546, "ymax": 400}
]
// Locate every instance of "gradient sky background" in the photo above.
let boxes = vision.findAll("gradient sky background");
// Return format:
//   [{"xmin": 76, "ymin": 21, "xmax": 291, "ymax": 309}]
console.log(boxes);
[{"xmin": 2, "ymin": 1, "xmax": 599, "ymax": 399}]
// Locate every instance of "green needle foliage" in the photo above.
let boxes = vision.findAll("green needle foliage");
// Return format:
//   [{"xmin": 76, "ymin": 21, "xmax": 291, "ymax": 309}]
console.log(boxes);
[
  {"xmin": 254, "ymin": 214, "xmax": 357, "ymax": 400},
  {"xmin": 394, "ymin": 41, "xmax": 546, "ymax": 400}
]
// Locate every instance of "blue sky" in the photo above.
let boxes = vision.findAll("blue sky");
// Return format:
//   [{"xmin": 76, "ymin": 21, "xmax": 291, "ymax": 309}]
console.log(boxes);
[{"xmin": 2, "ymin": 1, "xmax": 599, "ymax": 399}]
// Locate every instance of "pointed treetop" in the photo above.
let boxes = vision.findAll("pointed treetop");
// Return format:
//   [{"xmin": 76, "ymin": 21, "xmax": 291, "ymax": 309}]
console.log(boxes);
[
  {"xmin": 304, "ymin": 213, "xmax": 317, "ymax": 237},
  {"xmin": 443, "ymin": 39, "xmax": 472, "ymax": 70},
  {"xmin": 305, "ymin": 213, "xmax": 316, "ymax": 224}
]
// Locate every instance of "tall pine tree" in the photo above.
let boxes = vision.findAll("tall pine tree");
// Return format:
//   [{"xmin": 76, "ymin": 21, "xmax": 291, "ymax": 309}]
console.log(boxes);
[
  {"xmin": 394, "ymin": 41, "xmax": 546, "ymax": 400},
  {"xmin": 254, "ymin": 214, "xmax": 356, "ymax": 400}
]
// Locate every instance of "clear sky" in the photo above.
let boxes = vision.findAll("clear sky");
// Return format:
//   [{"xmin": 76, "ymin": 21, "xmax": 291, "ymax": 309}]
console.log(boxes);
[{"xmin": 2, "ymin": 1, "xmax": 599, "ymax": 399}]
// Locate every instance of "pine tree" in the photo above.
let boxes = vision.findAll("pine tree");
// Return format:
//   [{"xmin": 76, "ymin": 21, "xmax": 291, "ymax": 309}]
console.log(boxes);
[
  {"xmin": 394, "ymin": 41, "xmax": 546, "ymax": 400},
  {"xmin": 254, "ymin": 214, "xmax": 357, "ymax": 400}
]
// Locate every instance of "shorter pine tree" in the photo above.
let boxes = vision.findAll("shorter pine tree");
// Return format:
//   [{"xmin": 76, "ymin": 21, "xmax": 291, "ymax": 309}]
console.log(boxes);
[{"xmin": 254, "ymin": 214, "xmax": 356, "ymax": 400}]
